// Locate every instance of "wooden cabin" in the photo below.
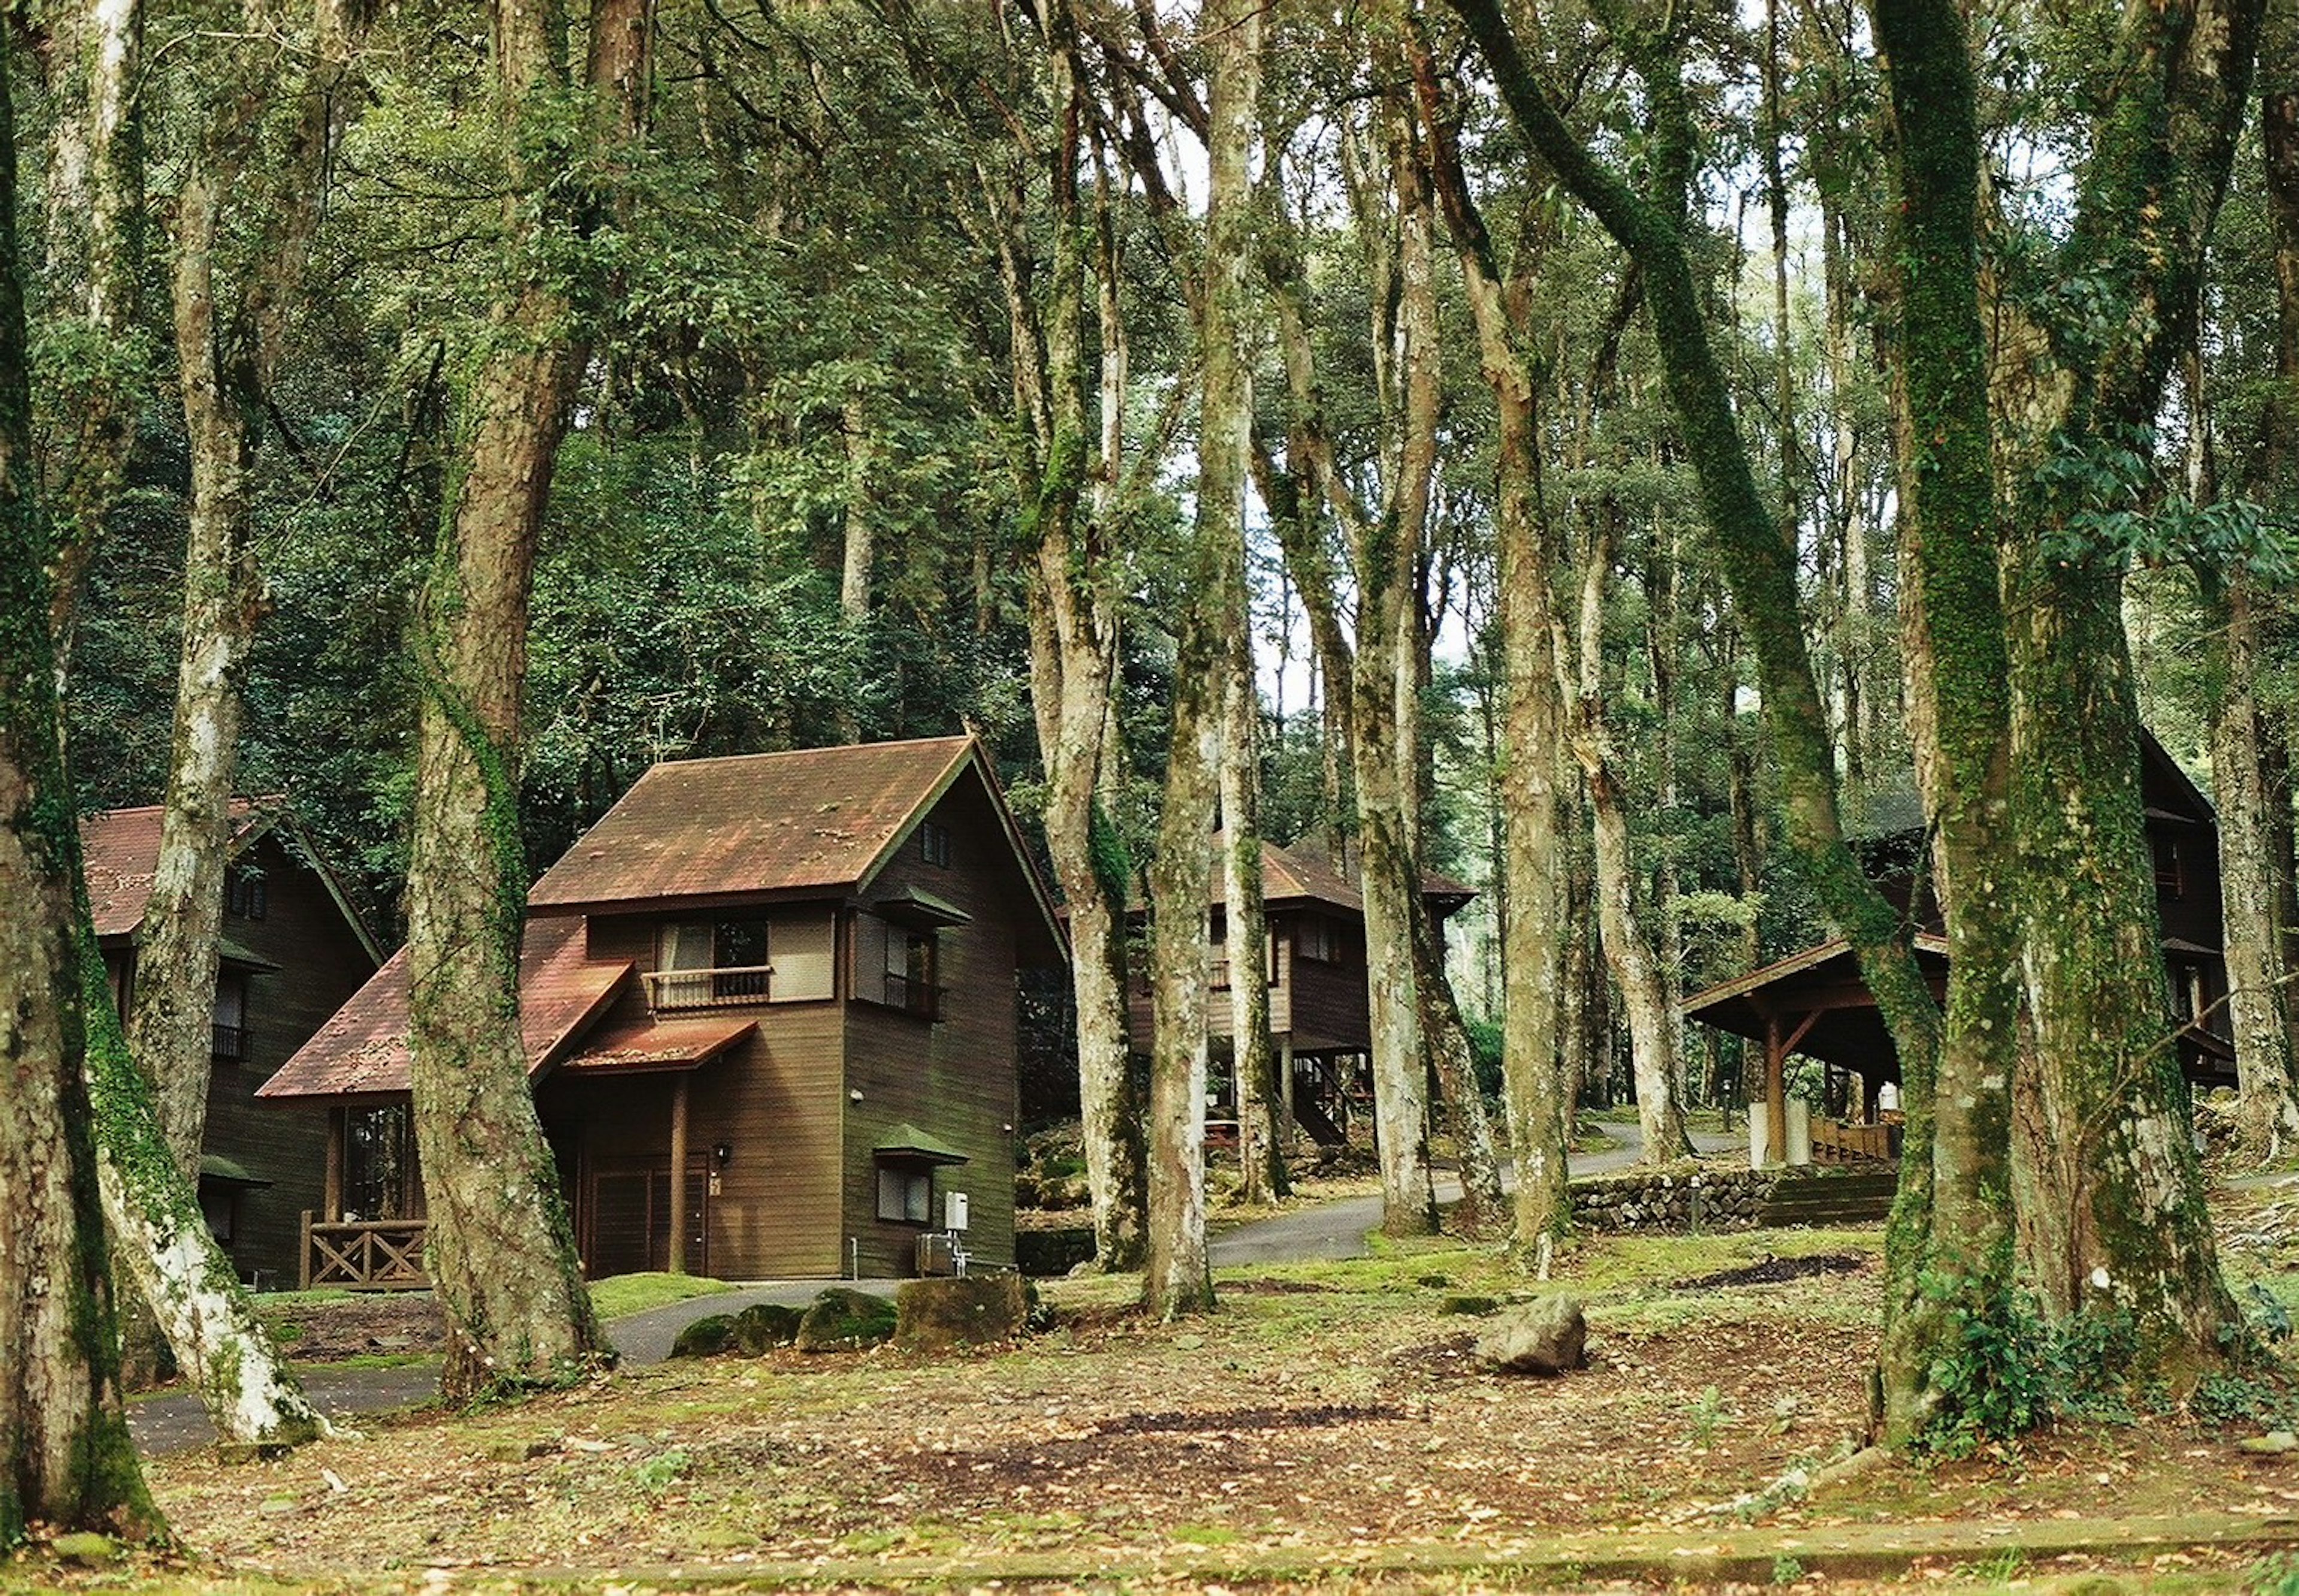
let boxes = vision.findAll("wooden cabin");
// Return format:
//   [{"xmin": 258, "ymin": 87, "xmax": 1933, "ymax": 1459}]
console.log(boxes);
[
  {"xmin": 1684, "ymin": 732, "xmax": 2234, "ymax": 1160},
  {"xmin": 259, "ymin": 736, "xmax": 1064, "ymax": 1286},
  {"xmin": 1116, "ymin": 838, "xmax": 1475, "ymax": 1144},
  {"xmin": 86, "ymin": 802, "xmax": 386, "ymax": 1285}
]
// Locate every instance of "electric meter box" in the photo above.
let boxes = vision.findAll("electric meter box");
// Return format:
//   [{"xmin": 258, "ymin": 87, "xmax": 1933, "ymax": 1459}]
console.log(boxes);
[{"xmin": 945, "ymin": 1190, "xmax": 970, "ymax": 1231}]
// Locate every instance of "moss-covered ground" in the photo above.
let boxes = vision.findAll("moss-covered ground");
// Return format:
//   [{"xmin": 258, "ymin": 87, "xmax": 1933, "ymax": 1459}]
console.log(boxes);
[{"xmin": 5, "ymin": 1205, "xmax": 2294, "ymax": 1592}]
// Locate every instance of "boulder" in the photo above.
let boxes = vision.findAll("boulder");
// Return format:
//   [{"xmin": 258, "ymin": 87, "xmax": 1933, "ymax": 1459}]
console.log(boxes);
[
  {"xmin": 669, "ymin": 1313, "xmax": 737, "ymax": 1358},
  {"xmin": 795, "ymin": 1288, "xmax": 897, "ymax": 1352},
  {"xmin": 896, "ymin": 1275, "xmax": 1029, "ymax": 1351},
  {"xmin": 1473, "ymin": 1295, "xmax": 1588, "ymax": 1376},
  {"xmin": 733, "ymin": 1302, "xmax": 803, "ymax": 1354}
]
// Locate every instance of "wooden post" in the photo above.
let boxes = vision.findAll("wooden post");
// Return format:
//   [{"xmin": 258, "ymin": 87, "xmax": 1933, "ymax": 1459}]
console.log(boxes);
[
  {"xmin": 666, "ymin": 1073, "xmax": 691, "ymax": 1275},
  {"xmin": 1764, "ymin": 1014, "xmax": 1788, "ymax": 1169},
  {"xmin": 324, "ymin": 1106, "xmax": 345, "ymax": 1221},
  {"xmin": 1279, "ymin": 1034, "xmax": 1296, "ymax": 1151},
  {"xmin": 299, "ymin": 1209, "xmax": 313, "ymax": 1290}
]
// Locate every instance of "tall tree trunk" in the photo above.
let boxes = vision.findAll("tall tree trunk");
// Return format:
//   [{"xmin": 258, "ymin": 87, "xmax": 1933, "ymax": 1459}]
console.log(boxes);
[
  {"xmin": 1144, "ymin": 0, "xmax": 1260, "ymax": 1314},
  {"xmin": 407, "ymin": 0, "xmax": 642, "ymax": 1399},
  {"xmin": 1407, "ymin": 37, "xmax": 1569, "ymax": 1248},
  {"xmin": 1007, "ymin": 20, "xmax": 1145, "ymax": 1274},
  {"xmin": 0, "ymin": 33, "xmax": 158, "ymax": 1533},
  {"xmin": 37, "ymin": 0, "xmax": 144, "ymax": 682},
  {"xmin": 1567, "ymin": 514, "xmax": 1693, "ymax": 1164},
  {"xmin": 2209, "ymin": 574, "xmax": 2299, "ymax": 1160},
  {"xmin": 1223, "ymin": 654, "xmax": 1288, "ymax": 1204}
]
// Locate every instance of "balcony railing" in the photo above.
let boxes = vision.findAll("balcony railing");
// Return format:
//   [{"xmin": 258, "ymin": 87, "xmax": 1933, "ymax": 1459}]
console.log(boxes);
[
  {"xmin": 644, "ymin": 964, "xmax": 772, "ymax": 1012},
  {"xmin": 875, "ymin": 972, "xmax": 945, "ymax": 1020},
  {"xmin": 211, "ymin": 1023, "xmax": 246, "ymax": 1061}
]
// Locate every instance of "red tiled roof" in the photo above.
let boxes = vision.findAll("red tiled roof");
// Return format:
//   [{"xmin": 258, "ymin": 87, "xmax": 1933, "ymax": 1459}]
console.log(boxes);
[
  {"xmin": 527, "ymin": 736, "xmax": 975, "ymax": 912},
  {"xmin": 557, "ymin": 1015, "xmax": 757, "ymax": 1073},
  {"xmin": 83, "ymin": 800, "xmax": 266, "ymax": 937},
  {"xmin": 257, "ymin": 917, "xmax": 632, "ymax": 1100},
  {"xmin": 1186, "ymin": 836, "xmax": 1475, "ymax": 916}
]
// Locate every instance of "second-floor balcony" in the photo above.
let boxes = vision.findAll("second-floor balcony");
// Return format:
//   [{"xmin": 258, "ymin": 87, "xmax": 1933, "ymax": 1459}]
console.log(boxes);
[
  {"xmin": 211, "ymin": 1022, "xmax": 247, "ymax": 1061},
  {"xmin": 872, "ymin": 971, "xmax": 945, "ymax": 1020},
  {"xmin": 644, "ymin": 964, "xmax": 774, "ymax": 1012}
]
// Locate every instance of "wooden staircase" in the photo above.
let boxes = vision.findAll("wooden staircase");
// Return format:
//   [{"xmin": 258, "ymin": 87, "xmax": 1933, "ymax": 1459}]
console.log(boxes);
[{"xmin": 1757, "ymin": 1170, "xmax": 1901, "ymax": 1228}]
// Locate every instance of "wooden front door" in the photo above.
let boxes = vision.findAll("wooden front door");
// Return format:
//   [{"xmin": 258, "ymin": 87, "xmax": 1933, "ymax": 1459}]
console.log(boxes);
[{"xmin": 586, "ymin": 1158, "xmax": 709, "ymax": 1278}]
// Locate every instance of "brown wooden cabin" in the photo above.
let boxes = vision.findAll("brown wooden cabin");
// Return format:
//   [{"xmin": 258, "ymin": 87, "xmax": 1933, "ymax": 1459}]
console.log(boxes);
[
  {"xmin": 259, "ymin": 736, "xmax": 1065, "ymax": 1287},
  {"xmin": 1114, "ymin": 838, "xmax": 1475, "ymax": 1144},
  {"xmin": 86, "ymin": 802, "xmax": 386, "ymax": 1285},
  {"xmin": 1684, "ymin": 732, "xmax": 2234, "ymax": 1156}
]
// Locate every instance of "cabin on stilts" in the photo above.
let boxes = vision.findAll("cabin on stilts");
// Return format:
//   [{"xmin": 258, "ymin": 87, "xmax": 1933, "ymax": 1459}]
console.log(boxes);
[
  {"xmin": 1110, "ymin": 838, "xmax": 1475, "ymax": 1150},
  {"xmin": 1683, "ymin": 731, "xmax": 2236, "ymax": 1167}
]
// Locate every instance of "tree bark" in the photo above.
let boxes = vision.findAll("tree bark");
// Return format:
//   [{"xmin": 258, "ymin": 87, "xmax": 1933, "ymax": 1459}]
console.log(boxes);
[
  {"xmin": 0, "ymin": 32, "xmax": 159, "ymax": 1536},
  {"xmin": 1144, "ymin": 0, "xmax": 1261, "ymax": 1315},
  {"xmin": 407, "ymin": 0, "xmax": 641, "ymax": 1400},
  {"xmin": 1223, "ymin": 656, "xmax": 1288, "ymax": 1204},
  {"xmin": 1408, "ymin": 36, "xmax": 1571, "ymax": 1248},
  {"xmin": 1006, "ymin": 19, "xmax": 1147, "ymax": 1274},
  {"xmin": 37, "ymin": 0, "xmax": 144, "ymax": 681}
]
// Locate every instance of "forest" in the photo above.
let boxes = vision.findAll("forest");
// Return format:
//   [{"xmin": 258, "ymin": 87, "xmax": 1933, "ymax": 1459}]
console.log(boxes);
[{"xmin": 6, "ymin": 0, "xmax": 2299, "ymax": 1580}]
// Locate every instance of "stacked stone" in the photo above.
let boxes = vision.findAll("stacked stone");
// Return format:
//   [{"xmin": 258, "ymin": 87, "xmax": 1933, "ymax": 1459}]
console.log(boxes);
[{"xmin": 1569, "ymin": 1167, "xmax": 1780, "ymax": 1232}]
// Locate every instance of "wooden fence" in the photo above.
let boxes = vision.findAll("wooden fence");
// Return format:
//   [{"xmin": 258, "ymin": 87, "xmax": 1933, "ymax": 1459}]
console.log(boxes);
[{"xmin": 301, "ymin": 1212, "xmax": 430, "ymax": 1291}]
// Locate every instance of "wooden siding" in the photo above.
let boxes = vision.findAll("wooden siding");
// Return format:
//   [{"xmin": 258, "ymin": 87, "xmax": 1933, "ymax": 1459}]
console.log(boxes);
[
  {"xmin": 842, "ymin": 777, "xmax": 1020, "ymax": 1277},
  {"xmin": 206, "ymin": 833, "xmax": 380, "ymax": 1282},
  {"xmin": 539, "ymin": 964, "xmax": 851, "ymax": 1281}
]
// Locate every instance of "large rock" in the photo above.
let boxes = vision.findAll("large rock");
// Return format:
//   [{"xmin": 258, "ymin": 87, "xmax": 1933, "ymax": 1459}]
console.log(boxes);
[
  {"xmin": 794, "ymin": 1288, "xmax": 898, "ymax": 1352},
  {"xmin": 1473, "ymin": 1295, "xmax": 1587, "ymax": 1376},
  {"xmin": 733, "ymin": 1303, "xmax": 803, "ymax": 1354},
  {"xmin": 896, "ymin": 1275, "xmax": 1029, "ymax": 1351},
  {"xmin": 669, "ymin": 1313, "xmax": 737, "ymax": 1359}
]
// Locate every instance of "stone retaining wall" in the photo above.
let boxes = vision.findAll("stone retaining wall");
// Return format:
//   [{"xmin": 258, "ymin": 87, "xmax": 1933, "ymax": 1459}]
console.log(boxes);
[{"xmin": 1570, "ymin": 1166, "xmax": 1778, "ymax": 1231}]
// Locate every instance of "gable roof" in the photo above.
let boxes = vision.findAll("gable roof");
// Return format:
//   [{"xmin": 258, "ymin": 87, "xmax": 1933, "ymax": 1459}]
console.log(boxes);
[
  {"xmin": 1178, "ymin": 836, "xmax": 1475, "ymax": 918},
  {"xmin": 81, "ymin": 799, "xmax": 384, "ymax": 962},
  {"xmin": 528, "ymin": 734, "xmax": 1064, "ymax": 959},
  {"xmin": 530, "ymin": 736, "xmax": 976, "ymax": 911},
  {"xmin": 256, "ymin": 917, "xmax": 632, "ymax": 1101}
]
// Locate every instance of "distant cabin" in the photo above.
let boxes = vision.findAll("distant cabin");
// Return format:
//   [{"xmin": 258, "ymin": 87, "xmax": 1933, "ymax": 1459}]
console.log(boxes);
[
  {"xmin": 1684, "ymin": 730, "xmax": 2233, "ymax": 1157},
  {"xmin": 260, "ymin": 736, "xmax": 1065, "ymax": 1286},
  {"xmin": 1111, "ymin": 837, "xmax": 1474, "ymax": 1146},
  {"xmin": 86, "ymin": 802, "xmax": 385, "ymax": 1285}
]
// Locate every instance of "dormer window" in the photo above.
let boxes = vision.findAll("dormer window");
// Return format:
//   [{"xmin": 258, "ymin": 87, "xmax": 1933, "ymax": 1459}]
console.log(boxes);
[
  {"xmin": 226, "ymin": 868, "xmax": 267, "ymax": 920},
  {"xmin": 920, "ymin": 821, "xmax": 952, "ymax": 867}
]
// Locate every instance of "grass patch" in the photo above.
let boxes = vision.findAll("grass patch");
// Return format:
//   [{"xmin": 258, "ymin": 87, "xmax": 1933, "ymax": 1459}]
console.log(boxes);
[{"xmin": 588, "ymin": 1271, "xmax": 738, "ymax": 1321}]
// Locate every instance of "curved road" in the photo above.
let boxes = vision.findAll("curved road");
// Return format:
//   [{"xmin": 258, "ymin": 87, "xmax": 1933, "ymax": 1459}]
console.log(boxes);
[{"xmin": 1209, "ymin": 1116, "xmax": 1742, "ymax": 1267}]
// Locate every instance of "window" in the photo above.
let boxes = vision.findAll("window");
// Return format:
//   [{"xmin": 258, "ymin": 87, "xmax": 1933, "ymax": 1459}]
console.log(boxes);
[
  {"xmin": 226, "ymin": 869, "xmax": 267, "ymax": 920},
  {"xmin": 1295, "ymin": 915, "xmax": 1337, "ymax": 963},
  {"xmin": 2153, "ymin": 834, "xmax": 2185, "ymax": 899},
  {"xmin": 211, "ymin": 975, "xmax": 247, "ymax": 1061},
  {"xmin": 344, "ymin": 1103, "xmax": 415, "ymax": 1221},
  {"xmin": 854, "ymin": 914, "xmax": 941, "ymax": 1018},
  {"xmin": 920, "ymin": 821, "xmax": 951, "ymax": 867},
  {"xmin": 653, "ymin": 918, "xmax": 771, "ymax": 1008},
  {"xmin": 876, "ymin": 1163, "xmax": 933, "ymax": 1224}
]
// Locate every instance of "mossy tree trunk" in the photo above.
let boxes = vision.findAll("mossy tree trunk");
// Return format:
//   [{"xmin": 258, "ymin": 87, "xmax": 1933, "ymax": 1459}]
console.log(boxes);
[
  {"xmin": 2209, "ymin": 0, "xmax": 2299, "ymax": 1166},
  {"xmin": 406, "ymin": 0, "xmax": 645, "ymax": 1400},
  {"xmin": 0, "ymin": 29, "xmax": 159, "ymax": 1539},
  {"xmin": 1144, "ymin": 0, "xmax": 1261, "ymax": 1316},
  {"xmin": 1223, "ymin": 654, "xmax": 1288, "ymax": 1206},
  {"xmin": 1000, "ymin": 21, "xmax": 1147, "ymax": 1275},
  {"xmin": 1984, "ymin": 0, "xmax": 2252, "ymax": 1358},
  {"xmin": 1867, "ymin": 0, "xmax": 2022, "ymax": 1443},
  {"xmin": 33, "ymin": 0, "xmax": 145, "ymax": 683}
]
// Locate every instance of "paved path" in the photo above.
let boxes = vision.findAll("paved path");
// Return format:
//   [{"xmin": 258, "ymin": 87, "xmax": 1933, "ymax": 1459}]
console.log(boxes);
[
  {"xmin": 128, "ymin": 1279, "xmax": 904, "ymax": 1458},
  {"xmin": 1209, "ymin": 1118, "xmax": 1743, "ymax": 1267}
]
